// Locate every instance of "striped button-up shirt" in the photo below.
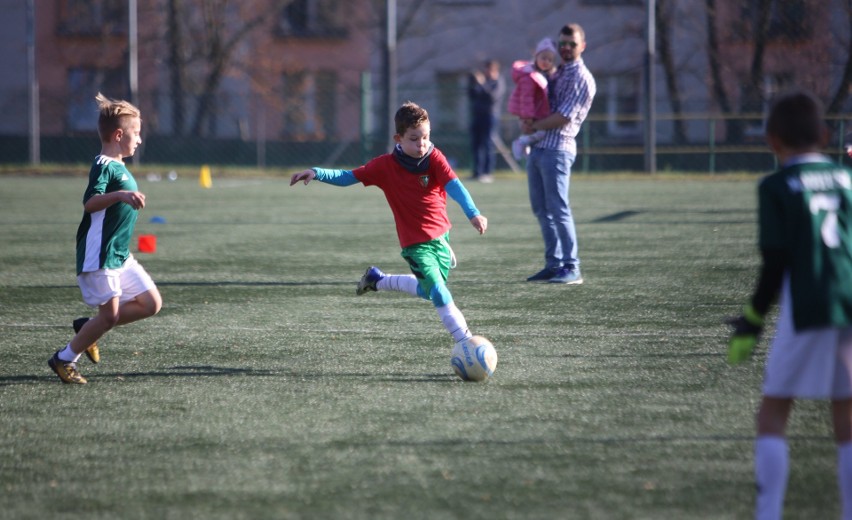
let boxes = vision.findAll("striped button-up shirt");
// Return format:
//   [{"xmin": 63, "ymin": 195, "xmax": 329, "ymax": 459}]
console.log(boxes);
[{"xmin": 536, "ymin": 58, "xmax": 596, "ymax": 155}]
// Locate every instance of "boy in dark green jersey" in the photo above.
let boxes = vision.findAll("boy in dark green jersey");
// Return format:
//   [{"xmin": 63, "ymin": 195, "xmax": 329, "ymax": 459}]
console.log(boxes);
[
  {"xmin": 48, "ymin": 93, "xmax": 162, "ymax": 385},
  {"xmin": 728, "ymin": 91, "xmax": 852, "ymax": 518}
]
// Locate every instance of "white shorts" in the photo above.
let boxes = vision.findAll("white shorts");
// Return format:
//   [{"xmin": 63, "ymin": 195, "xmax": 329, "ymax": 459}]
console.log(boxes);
[
  {"xmin": 77, "ymin": 255, "xmax": 157, "ymax": 308},
  {"xmin": 763, "ymin": 281, "xmax": 852, "ymax": 400}
]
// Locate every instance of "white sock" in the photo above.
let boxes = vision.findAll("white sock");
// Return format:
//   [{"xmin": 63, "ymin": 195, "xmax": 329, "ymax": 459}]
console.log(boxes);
[
  {"xmin": 436, "ymin": 302, "xmax": 471, "ymax": 343},
  {"xmin": 57, "ymin": 343, "xmax": 81, "ymax": 363},
  {"xmin": 377, "ymin": 274, "xmax": 419, "ymax": 296},
  {"xmin": 755, "ymin": 436, "xmax": 789, "ymax": 520},
  {"xmin": 838, "ymin": 442, "xmax": 852, "ymax": 520}
]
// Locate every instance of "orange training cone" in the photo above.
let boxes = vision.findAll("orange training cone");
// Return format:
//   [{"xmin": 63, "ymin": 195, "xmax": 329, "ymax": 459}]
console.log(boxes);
[{"xmin": 138, "ymin": 235, "xmax": 157, "ymax": 253}]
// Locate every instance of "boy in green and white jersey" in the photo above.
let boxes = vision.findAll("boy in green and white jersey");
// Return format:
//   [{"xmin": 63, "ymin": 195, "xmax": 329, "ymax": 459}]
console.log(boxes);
[
  {"xmin": 728, "ymin": 91, "xmax": 852, "ymax": 519},
  {"xmin": 48, "ymin": 93, "xmax": 162, "ymax": 385}
]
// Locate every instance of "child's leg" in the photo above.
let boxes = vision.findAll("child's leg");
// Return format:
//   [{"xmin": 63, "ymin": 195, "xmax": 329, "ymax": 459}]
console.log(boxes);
[
  {"xmin": 63, "ymin": 297, "xmax": 120, "ymax": 360},
  {"xmin": 377, "ymin": 274, "xmax": 420, "ymax": 296},
  {"xmin": 755, "ymin": 397, "xmax": 793, "ymax": 520},
  {"xmin": 832, "ymin": 400, "xmax": 852, "ymax": 519},
  {"xmin": 114, "ymin": 257, "xmax": 161, "ymax": 325},
  {"xmin": 436, "ymin": 302, "xmax": 471, "ymax": 343},
  {"xmin": 401, "ymin": 237, "xmax": 471, "ymax": 342},
  {"xmin": 115, "ymin": 288, "xmax": 162, "ymax": 326},
  {"xmin": 63, "ymin": 258, "xmax": 161, "ymax": 360}
]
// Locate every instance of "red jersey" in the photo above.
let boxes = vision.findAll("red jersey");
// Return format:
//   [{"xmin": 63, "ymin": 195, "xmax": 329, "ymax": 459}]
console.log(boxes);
[{"xmin": 353, "ymin": 147, "xmax": 457, "ymax": 248}]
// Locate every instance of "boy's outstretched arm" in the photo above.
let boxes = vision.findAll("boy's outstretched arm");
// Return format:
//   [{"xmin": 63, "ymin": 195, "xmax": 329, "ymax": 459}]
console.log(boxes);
[
  {"xmin": 445, "ymin": 178, "xmax": 487, "ymax": 235},
  {"xmin": 290, "ymin": 168, "xmax": 360, "ymax": 187},
  {"xmin": 290, "ymin": 169, "xmax": 316, "ymax": 185}
]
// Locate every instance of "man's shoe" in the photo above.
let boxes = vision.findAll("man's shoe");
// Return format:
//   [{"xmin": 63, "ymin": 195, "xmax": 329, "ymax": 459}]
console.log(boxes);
[
  {"xmin": 73, "ymin": 317, "xmax": 100, "ymax": 364},
  {"xmin": 526, "ymin": 267, "xmax": 559, "ymax": 282},
  {"xmin": 356, "ymin": 266, "xmax": 386, "ymax": 295},
  {"xmin": 478, "ymin": 174, "xmax": 494, "ymax": 184},
  {"xmin": 48, "ymin": 352, "xmax": 87, "ymax": 384},
  {"xmin": 549, "ymin": 267, "xmax": 583, "ymax": 285}
]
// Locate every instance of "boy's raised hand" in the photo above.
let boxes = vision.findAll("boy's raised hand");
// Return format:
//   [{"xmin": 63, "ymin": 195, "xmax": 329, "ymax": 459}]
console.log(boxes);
[
  {"xmin": 290, "ymin": 169, "xmax": 316, "ymax": 186},
  {"xmin": 470, "ymin": 215, "xmax": 488, "ymax": 235}
]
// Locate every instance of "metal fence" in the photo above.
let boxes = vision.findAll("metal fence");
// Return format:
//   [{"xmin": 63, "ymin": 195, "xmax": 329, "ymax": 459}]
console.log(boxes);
[{"xmin": 4, "ymin": 101, "xmax": 849, "ymax": 174}]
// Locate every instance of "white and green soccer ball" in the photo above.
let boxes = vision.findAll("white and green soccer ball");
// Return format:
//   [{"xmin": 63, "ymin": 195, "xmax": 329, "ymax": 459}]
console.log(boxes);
[{"xmin": 451, "ymin": 335, "xmax": 498, "ymax": 382}]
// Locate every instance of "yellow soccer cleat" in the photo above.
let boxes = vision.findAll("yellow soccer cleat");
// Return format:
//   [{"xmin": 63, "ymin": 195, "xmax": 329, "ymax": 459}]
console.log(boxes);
[
  {"xmin": 48, "ymin": 352, "xmax": 87, "ymax": 384},
  {"xmin": 73, "ymin": 317, "xmax": 100, "ymax": 364}
]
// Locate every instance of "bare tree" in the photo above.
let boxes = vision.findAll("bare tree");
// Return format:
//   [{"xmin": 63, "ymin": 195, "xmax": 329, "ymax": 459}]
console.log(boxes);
[
  {"xmin": 166, "ymin": 0, "xmax": 187, "ymax": 135},
  {"xmin": 656, "ymin": 0, "xmax": 687, "ymax": 144},
  {"xmin": 827, "ymin": 0, "xmax": 852, "ymax": 117},
  {"xmin": 164, "ymin": 0, "xmax": 292, "ymax": 136}
]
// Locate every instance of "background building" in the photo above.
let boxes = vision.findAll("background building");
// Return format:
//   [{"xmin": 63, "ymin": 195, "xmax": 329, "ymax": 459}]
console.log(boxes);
[{"xmin": 1, "ymin": 0, "xmax": 850, "ymax": 172}]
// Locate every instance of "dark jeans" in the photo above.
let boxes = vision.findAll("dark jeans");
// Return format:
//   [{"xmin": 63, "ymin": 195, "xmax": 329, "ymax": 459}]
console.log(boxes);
[{"xmin": 470, "ymin": 115, "xmax": 496, "ymax": 178}]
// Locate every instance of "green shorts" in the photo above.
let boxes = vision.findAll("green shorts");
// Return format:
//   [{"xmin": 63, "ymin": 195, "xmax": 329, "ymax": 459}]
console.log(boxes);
[{"xmin": 400, "ymin": 233, "xmax": 453, "ymax": 299}]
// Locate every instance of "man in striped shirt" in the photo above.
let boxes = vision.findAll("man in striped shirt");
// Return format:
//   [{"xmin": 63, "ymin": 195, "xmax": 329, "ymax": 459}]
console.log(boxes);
[{"xmin": 523, "ymin": 23, "xmax": 595, "ymax": 285}]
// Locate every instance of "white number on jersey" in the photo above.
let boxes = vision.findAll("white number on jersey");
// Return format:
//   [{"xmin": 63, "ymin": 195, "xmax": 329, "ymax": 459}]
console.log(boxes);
[{"xmin": 809, "ymin": 193, "xmax": 841, "ymax": 249}]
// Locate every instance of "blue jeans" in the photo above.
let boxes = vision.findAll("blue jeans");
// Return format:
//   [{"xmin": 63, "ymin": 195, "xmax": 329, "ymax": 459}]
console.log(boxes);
[
  {"xmin": 470, "ymin": 115, "xmax": 496, "ymax": 177},
  {"xmin": 526, "ymin": 148, "xmax": 579, "ymax": 270}
]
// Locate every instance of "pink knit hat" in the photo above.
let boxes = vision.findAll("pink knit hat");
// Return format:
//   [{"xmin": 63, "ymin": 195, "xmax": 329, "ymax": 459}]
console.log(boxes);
[{"xmin": 535, "ymin": 38, "xmax": 557, "ymax": 56}]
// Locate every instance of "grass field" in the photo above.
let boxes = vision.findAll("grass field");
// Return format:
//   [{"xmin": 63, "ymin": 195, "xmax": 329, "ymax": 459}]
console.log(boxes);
[{"xmin": 0, "ymin": 172, "xmax": 841, "ymax": 519}]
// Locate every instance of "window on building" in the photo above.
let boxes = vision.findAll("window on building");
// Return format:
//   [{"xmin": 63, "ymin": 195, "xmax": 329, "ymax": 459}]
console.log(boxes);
[
  {"xmin": 67, "ymin": 68, "xmax": 126, "ymax": 132},
  {"xmin": 282, "ymin": 70, "xmax": 337, "ymax": 139},
  {"xmin": 59, "ymin": 0, "xmax": 127, "ymax": 36},
  {"xmin": 278, "ymin": 0, "xmax": 348, "ymax": 38}
]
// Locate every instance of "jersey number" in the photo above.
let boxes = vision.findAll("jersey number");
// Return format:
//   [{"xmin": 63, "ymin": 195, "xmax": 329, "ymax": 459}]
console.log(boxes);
[{"xmin": 810, "ymin": 193, "xmax": 841, "ymax": 249}]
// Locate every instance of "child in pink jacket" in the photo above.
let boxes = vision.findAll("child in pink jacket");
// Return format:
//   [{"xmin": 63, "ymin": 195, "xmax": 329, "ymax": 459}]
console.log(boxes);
[{"xmin": 508, "ymin": 38, "xmax": 558, "ymax": 160}]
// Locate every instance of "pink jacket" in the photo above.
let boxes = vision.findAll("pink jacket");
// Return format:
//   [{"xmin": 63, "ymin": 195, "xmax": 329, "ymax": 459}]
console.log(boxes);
[{"xmin": 507, "ymin": 60, "xmax": 551, "ymax": 120}]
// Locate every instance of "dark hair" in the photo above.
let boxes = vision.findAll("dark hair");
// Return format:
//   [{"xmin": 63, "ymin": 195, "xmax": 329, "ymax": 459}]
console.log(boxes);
[
  {"xmin": 394, "ymin": 101, "xmax": 429, "ymax": 136},
  {"xmin": 560, "ymin": 23, "xmax": 586, "ymax": 42},
  {"xmin": 765, "ymin": 91, "xmax": 824, "ymax": 149}
]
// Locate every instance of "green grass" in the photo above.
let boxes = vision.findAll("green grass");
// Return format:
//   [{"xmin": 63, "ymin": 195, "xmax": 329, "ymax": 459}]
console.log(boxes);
[{"xmin": 0, "ymin": 172, "xmax": 840, "ymax": 519}]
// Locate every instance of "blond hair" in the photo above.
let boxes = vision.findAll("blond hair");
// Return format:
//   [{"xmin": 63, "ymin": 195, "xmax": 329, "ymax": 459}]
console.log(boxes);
[{"xmin": 95, "ymin": 92, "xmax": 141, "ymax": 142}]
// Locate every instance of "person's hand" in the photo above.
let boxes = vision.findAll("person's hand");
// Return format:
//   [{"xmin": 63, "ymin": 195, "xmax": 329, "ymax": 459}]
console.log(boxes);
[
  {"xmin": 846, "ymin": 145, "xmax": 852, "ymax": 159},
  {"xmin": 521, "ymin": 119, "xmax": 535, "ymax": 135},
  {"xmin": 470, "ymin": 215, "xmax": 487, "ymax": 235},
  {"xmin": 726, "ymin": 305, "xmax": 764, "ymax": 365},
  {"xmin": 471, "ymin": 70, "xmax": 485, "ymax": 84},
  {"xmin": 290, "ymin": 169, "xmax": 316, "ymax": 186},
  {"xmin": 122, "ymin": 191, "xmax": 146, "ymax": 210}
]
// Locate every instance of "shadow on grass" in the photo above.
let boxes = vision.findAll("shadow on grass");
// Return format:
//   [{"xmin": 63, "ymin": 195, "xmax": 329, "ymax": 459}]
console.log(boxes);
[
  {"xmin": 587, "ymin": 208, "xmax": 753, "ymax": 225},
  {"xmin": 0, "ymin": 366, "xmax": 457, "ymax": 386},
  {"xmin": 20, "ymin": 280, "xmax": 355, "ymax": 290}
]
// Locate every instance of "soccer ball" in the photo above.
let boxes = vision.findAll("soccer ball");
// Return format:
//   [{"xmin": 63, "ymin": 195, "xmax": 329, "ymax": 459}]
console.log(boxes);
[{"xmin": 451, "ymin": 335, "xmax": 498, "ymax": 382}]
